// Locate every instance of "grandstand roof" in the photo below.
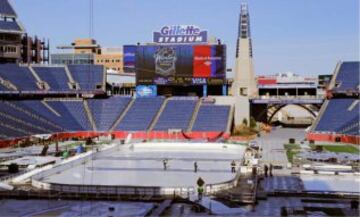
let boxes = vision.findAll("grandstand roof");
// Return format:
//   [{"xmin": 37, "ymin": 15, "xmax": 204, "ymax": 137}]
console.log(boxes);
[{"xmin": 0, "ymin": 0, "xmax": 16, "ymax": 17}]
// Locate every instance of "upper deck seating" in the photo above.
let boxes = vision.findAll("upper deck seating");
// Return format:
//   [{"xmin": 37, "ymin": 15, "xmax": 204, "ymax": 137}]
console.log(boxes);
[{"xmin": 33, "ymin": 66, "xmax": 71, "ymax": 91}]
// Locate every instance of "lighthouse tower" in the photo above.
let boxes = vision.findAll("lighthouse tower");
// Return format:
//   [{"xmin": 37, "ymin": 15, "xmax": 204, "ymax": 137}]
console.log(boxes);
[
  {"xmin": 232, "ymin": 3, "xmax": 257, "ymax": 126},
  {"xmin": 232, "ymin": 3, "xmax": 257, "ymax": 97}
]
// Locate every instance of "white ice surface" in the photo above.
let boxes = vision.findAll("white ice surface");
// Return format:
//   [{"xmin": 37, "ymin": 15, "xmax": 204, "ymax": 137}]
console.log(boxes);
[
  {"xmin": 41, "ymin": 142, "xmax": 245, "ymax": 187},
  {"xmin": 301, "ymin": 174, "xmax": 360, "ymax": 193}
]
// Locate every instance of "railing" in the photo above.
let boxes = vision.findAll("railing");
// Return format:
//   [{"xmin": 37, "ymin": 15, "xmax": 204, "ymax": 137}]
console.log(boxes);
[
  {"xmin": 30, "ymin": 143, "xmax": 242, "ymax": 197},
  {"xmin": 0, "ymin": 169, "xmax": 29, "ymax": 182}
]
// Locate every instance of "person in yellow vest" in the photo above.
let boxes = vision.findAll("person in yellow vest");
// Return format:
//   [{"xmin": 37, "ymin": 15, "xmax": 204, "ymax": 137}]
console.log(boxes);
[{"xmin": 197, "ymin": 177, "xmax": 205, "ymax": 200}]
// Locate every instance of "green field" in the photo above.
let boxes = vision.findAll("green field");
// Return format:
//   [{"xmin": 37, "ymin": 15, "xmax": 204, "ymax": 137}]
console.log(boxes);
[
  {"xmin": 310, "ymin": 144, "xmax": 359, "ymax": 154},
  {"xmin": 284, "ymin": 143, "xmax": 301, "ymax": 163}
]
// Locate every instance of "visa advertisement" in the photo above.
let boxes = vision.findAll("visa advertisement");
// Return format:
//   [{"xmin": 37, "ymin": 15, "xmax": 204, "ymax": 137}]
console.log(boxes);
[{"xmin": 136, "ymin": 44, "xmax": 226, "ymax": 85}]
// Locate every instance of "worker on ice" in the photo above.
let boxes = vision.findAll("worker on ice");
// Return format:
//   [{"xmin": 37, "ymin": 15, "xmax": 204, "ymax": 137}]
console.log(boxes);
[
  {"xmin": 163, "ymin": 158, "xmax": 168, "ymax": 170},
  {"xmin": 231, "ymin": 160, "xmax": 236, "ymax": 173},
  {"xmin": 194, "ymin": 161, "xmax": 198, "ymax": 173}
]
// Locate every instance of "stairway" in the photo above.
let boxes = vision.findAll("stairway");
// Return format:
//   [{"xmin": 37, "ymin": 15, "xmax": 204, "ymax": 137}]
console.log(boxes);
[
  {"xmin": 187, "ymin": 99, "xmax": 202, "ymax": 132},
  {"xmin": 214, "ymin": 174, "xmax": 258, "ymax": 204},
  {"xmin": 188, "ymin": 194, "xmax": 247, "ymax": 215},
  {"xmin": 110, "ymin": 98, "xmax": 135, "ymax": 131},
  {"xmin": 0, "ymin": 76, "xmax": 17, "ymax": 90},
  {"xmin": 225, "ymin": 105, "xmax": 234, "ymax": 134},
  {"xmin": 64, "ymin": 65, "xmax": 77, "ymax": 90},
  {"xmin": 148, "ymin": 97, "xmax": 170, "ymax": 131},
  {"xmin": 28, "ymin": 65, "xmax": 49, "ymax": 90},
  {"xmin": 41, "ymin": 101, "xmax": 61, "ymax": 117},
  {"xmin": 83, "ymin": 100, "xmax": 97, "ymax": 131},
  {"xmin": 327, "ymin": 61, "xmax": 342, "ymax": 90}
]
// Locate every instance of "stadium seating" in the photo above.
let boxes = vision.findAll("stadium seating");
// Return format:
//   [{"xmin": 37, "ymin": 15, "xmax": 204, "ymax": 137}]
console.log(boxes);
[
  {"xmin": 0, "ymin": 64, "xmax": 39, "ymax": 91},
  {"xmin": 46, "ymin": 100, "xmax": 92, "ymax": 131},
  {"xmin": 0, "ymin": 64, "xmax": 105, "ymax": 93},
  {"xmin": 0, "ymin": 0, "xmax": 16, "ymax": 16},
  {"xmin": 153, "ymin": 97, "xmax": 197, "ymax": 131},
  {"xmin": 115, "ymin": 97, "xmax": 164, "ymax": 131},
  {"xmin": 0, "ymin": 83, "xmax": 9, "ymax": 91},
  {"xmin": 333, "ymin": 62, "xmax": 360, "ymax": 92},
  {"xmin": 0, "ymin": 95, "xmax": 237, "ymax": 140},
  {"xmin": 0, "ymin": 20, "xmax": 22, "ymax": 31},
  {"xmin": 314, "ymin": 99, "xmax": 359, "ymax": 133},
  {"xmin": 0, "ymin": 100, "xmax": 52, "ymax": 135},
  {"xmin": 337, "ymin": 115, "xmax": 360, "ymax": 136},
  {"xmin": 33, "ymin": 66, "xmax": 71, "ymax": 91},
  {"xmin": 88, "ymin": 96, "xmax": 131, "ymax": 131},
  {"xmin": 67, "ymin": 65, "xmax": 104, "ymax": 91},
  {"xmin": 0, "ymin": 123, "xmax": 28, "ymax": 139},
  {"xmin": 192, "ymin": 104, "xmax": 230, "ymax": 132},
  {"xmin": 14, "ymin": 100, "xmax": 64, "ymax": 132}
]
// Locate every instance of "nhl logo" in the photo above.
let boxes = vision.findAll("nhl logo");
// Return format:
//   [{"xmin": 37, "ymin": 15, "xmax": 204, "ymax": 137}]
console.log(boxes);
[{"xmin": 154, "ymin": 47, "xmax": 177, "ymax": 76}]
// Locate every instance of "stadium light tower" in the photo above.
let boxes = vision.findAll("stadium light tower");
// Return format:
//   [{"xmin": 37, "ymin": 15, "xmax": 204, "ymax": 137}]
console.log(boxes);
[{"xmin": 232, "ymin": 3, "xmax": 258, "ymax": 126}]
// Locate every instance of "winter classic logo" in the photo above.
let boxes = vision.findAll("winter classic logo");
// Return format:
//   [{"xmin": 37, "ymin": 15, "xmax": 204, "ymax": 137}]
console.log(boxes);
[
  {"xmin": 154, "ymin": 47, "xmax": 177, "ymax": 76},
  {"xmin": 153, "ymin": 25, "xmax": 208, "ymax": 43}
]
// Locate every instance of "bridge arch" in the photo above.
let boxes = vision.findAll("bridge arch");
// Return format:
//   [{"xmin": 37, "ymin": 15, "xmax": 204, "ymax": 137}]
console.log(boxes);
[{"xmin": 267, "ymin": 104, "xmax": 319, "ymax": 123}]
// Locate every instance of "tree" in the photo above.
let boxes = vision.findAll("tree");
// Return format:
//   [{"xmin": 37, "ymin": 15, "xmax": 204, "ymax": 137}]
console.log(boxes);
[
  {"xmin": 250, "ymin": 116, "xmax": 257, "ymax": 129},
  {"xmin": 242, "ymin": 118, "xmax": 248, "ymax": 126}
]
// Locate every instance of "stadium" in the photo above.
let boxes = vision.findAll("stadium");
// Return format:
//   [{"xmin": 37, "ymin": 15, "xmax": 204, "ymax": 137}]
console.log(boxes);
[{"xmin": 0, "ymin": 0, "xmax": 359, "ymax": 216}]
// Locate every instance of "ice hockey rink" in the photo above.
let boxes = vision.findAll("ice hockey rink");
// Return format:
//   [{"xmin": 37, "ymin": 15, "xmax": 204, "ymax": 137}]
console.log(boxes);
[{"xmin": 37, "ymin": 142, "xmax": 246, "ymax": 188}]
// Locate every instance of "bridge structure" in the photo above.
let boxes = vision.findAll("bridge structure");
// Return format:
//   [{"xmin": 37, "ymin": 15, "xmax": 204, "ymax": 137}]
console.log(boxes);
[{"xmin": 249, "ymin": 97, "xmax": 324, "ymax": 124}]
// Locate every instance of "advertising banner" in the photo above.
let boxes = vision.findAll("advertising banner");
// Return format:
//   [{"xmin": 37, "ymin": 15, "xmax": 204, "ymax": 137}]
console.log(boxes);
[
  {"xmin": 136, "ymin": 44, "xmax": 226, "ymax": 85},
  {"xmin": 136, "ymin": 85, "xmax": 157, "ymax": 97},
  {"xmin": 123, "ymin": 45, "xmax": 137, "ymax": 73}
]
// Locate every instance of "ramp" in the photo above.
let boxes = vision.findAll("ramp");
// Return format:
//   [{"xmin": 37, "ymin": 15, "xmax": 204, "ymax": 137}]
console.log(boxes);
[{"xmin": 188, "ymin": 194, "xmax": 247, "ymax": 215}]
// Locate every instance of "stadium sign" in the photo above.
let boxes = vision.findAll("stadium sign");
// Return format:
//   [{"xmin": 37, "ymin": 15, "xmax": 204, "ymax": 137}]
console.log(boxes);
[
  {"xmin": 136, "ymin": 85, "xmax": 157, "ymax": 97},
  {"xmin": 153, "ymin": 25, "xmax": 208, "ymax": 44}
]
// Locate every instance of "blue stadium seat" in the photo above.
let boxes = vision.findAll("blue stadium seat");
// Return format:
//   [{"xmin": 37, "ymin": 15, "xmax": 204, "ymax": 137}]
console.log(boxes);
[
  {"xmin": 0, "ymin": 20, "xmax": 21, "ymax": 31},
  {"xmin": 0, "ymin": 100, "xmax": 52, "ymax": 135},
  {"xmin": 0, "ymin": 123, "xmax": 28, "ymax": 139},
  {"xmin": 67, "ymin": 65, "xmax": 104, "ymax": 91},
  {"xmin": 0, "ymin": 64, "xmax": 39, "ymax": 91},
  {"xmin": 15, "ymin": 100, "xmax": 64, "ymax": 132},
  {"xmin": 33, "ymin": 66, "xmax": 71, "ymax": 91},
  {"xmin": 116, "ymin": 97, "xmax": 164, "ymax": 131},
  {"xmin": 333, "ymin": 62, "xmax": 360, "ymax": 92},
  {"xmin": 153, "ymin": 98, "xmax": 197, "ymax": 131},
  {"xmin": 315, "ymin": 99, "xmax": 359, "ymax": 134},
  {"xmin": 192, "ymin": 105, "xmax": 230, "ymax": 132},
  {"xmin": 0, "ymin": 0, "xmax": 16, "ymax": 16},
  {"xmin": 46, "ymin": 100, "xmax": 92, "ymax": 131},
  {"xmin": 88, "ymin": 96, "xmax": 131, "ymax": 131}
]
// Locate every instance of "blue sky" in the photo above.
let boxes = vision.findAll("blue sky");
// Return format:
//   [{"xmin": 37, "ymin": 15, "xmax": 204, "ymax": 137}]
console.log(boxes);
[{"xmin": 11, "ymin": 0, "xmax": 359, "ymax": 77}]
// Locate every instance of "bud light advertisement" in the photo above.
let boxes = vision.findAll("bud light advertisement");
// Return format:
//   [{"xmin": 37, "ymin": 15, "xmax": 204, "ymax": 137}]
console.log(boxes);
[
  {"xmin": 136, "ymin": 44, "xmax": 226, "ymax": 85},
  {"xmin": 123, "ymin": 45, "xmax": 137, "ymax": 73},
  {"xmin": 153, "ymin": 25, "xmax": 208, "ymax": 44}
]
